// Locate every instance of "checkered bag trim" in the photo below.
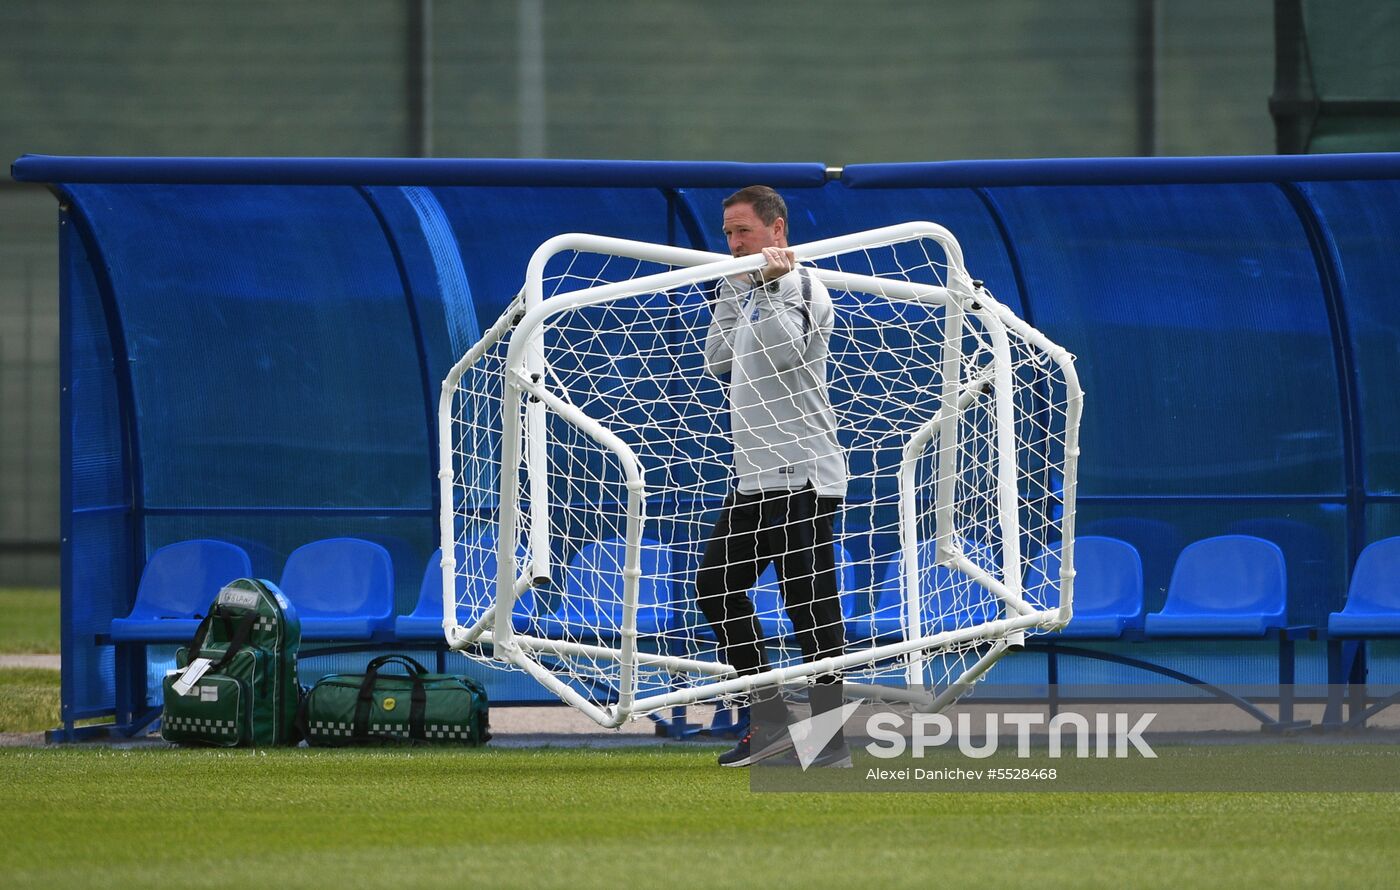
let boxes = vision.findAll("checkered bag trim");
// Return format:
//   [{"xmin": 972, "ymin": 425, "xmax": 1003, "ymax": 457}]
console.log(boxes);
[
  {"xmin": 307, "ymin": 719, "xmax": 474, "ymax": 741},
  {"xmin": 164, "ymin": 715, "xmax": 237, "ymax": 734}
]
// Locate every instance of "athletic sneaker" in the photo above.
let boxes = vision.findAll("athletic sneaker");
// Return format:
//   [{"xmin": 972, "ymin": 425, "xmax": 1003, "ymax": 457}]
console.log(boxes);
[
  {"xmin": 766, "ymin": 741, "xmax": 854, "ymax": 769},
  {"xmin": 717, "ymin": 725, "xmax": 796, "ymax": 767},
  {"xmin": 807, "ymin": 740, "xmax": 853, "ymax": 769}
]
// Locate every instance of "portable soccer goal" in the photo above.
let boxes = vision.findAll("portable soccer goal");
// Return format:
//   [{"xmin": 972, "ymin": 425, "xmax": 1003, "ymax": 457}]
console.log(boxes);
[{"xmin": 438, "ymin": 222, "xmax": 1082, "ymax": 727}]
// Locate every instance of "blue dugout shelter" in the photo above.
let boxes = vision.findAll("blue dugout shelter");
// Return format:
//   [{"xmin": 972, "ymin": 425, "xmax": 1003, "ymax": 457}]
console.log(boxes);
[{"xmin": 11, "ymin": 152, "xmax": 1400, "ymax": 738}]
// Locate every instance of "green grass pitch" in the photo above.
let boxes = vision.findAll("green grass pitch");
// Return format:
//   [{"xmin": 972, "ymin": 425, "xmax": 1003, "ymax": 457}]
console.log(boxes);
[
  {"xmin": 3, "ymin": 746, "xmax": 1400, "ymax": 889},
  {"xmin": 0, "ymin": 588, "xmax": 60, "ymax": 654},
  {"xmin": 4, "ymin": 589, "xmax": 1399, "ymax": 886},
  {"xmin": 0, "ymin": 668, "xmax": 61, "ymax": 732}
]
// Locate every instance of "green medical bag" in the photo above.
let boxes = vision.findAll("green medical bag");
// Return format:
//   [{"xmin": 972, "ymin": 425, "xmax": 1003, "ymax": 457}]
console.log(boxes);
[
  {"xmin": 300, "ymin": 654, "xmax": 490, "ymax": 746},
  {"xmin": 161, "ymin": 578, "xmax": 302, "ymax": 747}
]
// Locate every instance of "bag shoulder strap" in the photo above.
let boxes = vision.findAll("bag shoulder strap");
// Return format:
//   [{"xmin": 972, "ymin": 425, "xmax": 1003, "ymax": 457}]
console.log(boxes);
[
  {"xmin": 352, "ymin": 655, "xmax": 429, "ymax": 741},
  {"xmin": 213, "ymin": 610, "xmax": 258, "ymax": 671},
  {"xmin": 188, "ymin": 604, "xmax": 258, "ymax": 671}
]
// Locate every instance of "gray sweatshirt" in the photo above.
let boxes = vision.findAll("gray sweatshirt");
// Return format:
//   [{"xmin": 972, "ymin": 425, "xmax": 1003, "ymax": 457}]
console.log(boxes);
[{"xmin": 703, "ymin": 266, "xmax": 848, "ymax": 498}]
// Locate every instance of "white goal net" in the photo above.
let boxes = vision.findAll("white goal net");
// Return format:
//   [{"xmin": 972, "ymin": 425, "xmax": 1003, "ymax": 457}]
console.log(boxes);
[{"xmin": 438, "ymin": 223, "xmax": 1082, "ymax": 727}]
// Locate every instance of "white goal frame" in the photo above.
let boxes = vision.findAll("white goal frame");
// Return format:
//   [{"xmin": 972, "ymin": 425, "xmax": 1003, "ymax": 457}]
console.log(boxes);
[{"xmin": 437, "ymin": 222, "xmax": 1083, "ymax": 727}]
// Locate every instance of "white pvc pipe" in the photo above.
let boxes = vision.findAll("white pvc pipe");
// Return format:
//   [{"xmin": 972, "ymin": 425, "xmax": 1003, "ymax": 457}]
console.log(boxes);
[
  {"xmin": 439, "ymin": 291, "xmax": 524, "ymax": 406},
  {"xmin": 934, "ymin": 279, "xmax": 967, "ymax": 564},
  {"xmin": 522, "ymin": 222, "xmax": 968, "ymax": 282},
  {"xmin": 504, "ymin": 223, "xmax": 972, "ymax": 362},
  {"xmin": 921, "ymin": 638, "xmax": 1013, "ymax": 714},
  {"xmin": 843, "ymin": 681, "xmax": 936, "ymax": 707},
  {"xmin": 504, "ymin": 226, "xmax": 979, "ymax": 697},
  {"xmin": 514, "ymin": 373, "xmax": 649, "ymax": 713},
  {"xmin": 452, "ymin": 572, "xmax": 533, "ymax": 647},
  {"xmin": 522, "ymin": 268, "xmax": 552, "ymax": 586},
  {"xmin": 948, "ymin": 550, "xmax": 1036, "ymax": 617},
  {"xmin": 448, "ymin": 225, "xmax": 1080, "ymax": 720},
  {"xmin": 974, "ymin": 295, "xmax": 1084, "ymax": 626},
  {"xmin": 510, "ymin": 644, "xmax": 619, "ymax": 727},
  {"xmin": 898, "ymin": 450, "xmax": 922, "ymax": 686},
  {"xmin": 461, "ymin": 629, "xmax": 731, "ymax": 676},
  {"xmin": 983, "ymin": 305, "xmax": 1025, "ymax": 613},
  {"xmin": 494, "ymin": 376, "xmax": 525, "ymax": 647},
  {"xmin": 438, "ymin": 293, "xmax": 524, "ymax": 646},
  {"xmin": 625, "ymin": 610, "xmax": 1051, "ymax": 720}
]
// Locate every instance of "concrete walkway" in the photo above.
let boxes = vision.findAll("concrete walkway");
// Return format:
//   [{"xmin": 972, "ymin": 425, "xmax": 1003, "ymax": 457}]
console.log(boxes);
[{"xmin": 0, "ymin": 654, "xmax": 60, "ymax": 669}]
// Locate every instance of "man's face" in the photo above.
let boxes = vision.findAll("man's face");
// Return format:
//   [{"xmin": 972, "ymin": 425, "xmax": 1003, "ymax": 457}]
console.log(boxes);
[{"xmin": 722, "ymin": 202, "xmax": 786, "ymax": 257}]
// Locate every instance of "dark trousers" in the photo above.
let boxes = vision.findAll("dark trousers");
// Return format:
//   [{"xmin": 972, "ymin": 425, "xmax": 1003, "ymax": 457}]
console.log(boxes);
[{"xmin": 695, "ymin": 488, "xmax": 847, "ymax": 705}]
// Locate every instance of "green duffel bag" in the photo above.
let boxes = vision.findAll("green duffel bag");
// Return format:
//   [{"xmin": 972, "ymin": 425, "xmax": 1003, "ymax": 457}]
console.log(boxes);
[{"xmin": 299, "ymin": 654, "xmax": 490, "ymax": 747}]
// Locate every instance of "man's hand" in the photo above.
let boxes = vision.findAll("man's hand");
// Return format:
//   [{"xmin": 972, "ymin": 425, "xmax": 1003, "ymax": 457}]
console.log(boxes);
[{"xmin": 754, "ymin": 246, "xmax": 796, "ymax": 284}]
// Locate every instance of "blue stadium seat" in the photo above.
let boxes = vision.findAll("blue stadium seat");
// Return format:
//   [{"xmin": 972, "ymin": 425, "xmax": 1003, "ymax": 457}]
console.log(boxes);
[
  {"xmin": 1144, "ymin": 535, "xmax": 1287, "ymax": 638},
  {"xmin": 1079, "ymin": 516, "xmax": 1184, "ymax": 600},
  {"xmin": 1029, "ymin": 536, "xmax": 1145, "ymax": 639},
  {"xmin": 537, "ymin": 538, "xmax": 674, "ymax": 639},
  {"xmin": 1328, "ymin": 537, "xmax": 1400, "ymax": 638},
  {"xmin": 279, "ymin": 537, "xmax": 395, "ymax": 641},
  {"xmin": 1228, "ymin": 516, "xmax": 1335, "ymax": 610},
  {"xmin": 852, "ymin": 540, "xmax": 1000, "ymax": 644},
  {"xmin": 395, "ymin": 542, "xmax": 537, "ymax": 641},
  {"xmin": 110, "ymin": 540, "xmax": 253, "ymax": 642},
  {"xmin": 749, "ymin": 545, "xmax": 856, "ymax": 641}
]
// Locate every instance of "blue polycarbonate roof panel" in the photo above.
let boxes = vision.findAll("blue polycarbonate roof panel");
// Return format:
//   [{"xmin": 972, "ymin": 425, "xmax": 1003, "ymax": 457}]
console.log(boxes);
[
  {"xmin": 1296, "ymin": 179, "xmax": 1400, "ymax": 496},
  {"xmin": 64, "ymin": 183, "xmax": 431, "ymax": 510},
  {"xmin": 416, "ymin": 185, "xmax": 682, "ymax": 343},
  {"xmin": 985, "ymin": 182, "xmax": 1345, "ymax": 497}
]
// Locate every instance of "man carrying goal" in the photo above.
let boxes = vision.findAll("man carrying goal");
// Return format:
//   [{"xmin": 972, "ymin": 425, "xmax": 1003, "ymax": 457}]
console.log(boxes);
[{"xmin": 697, "ymin": 186, "xmax": 851, "ymax": 768}]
